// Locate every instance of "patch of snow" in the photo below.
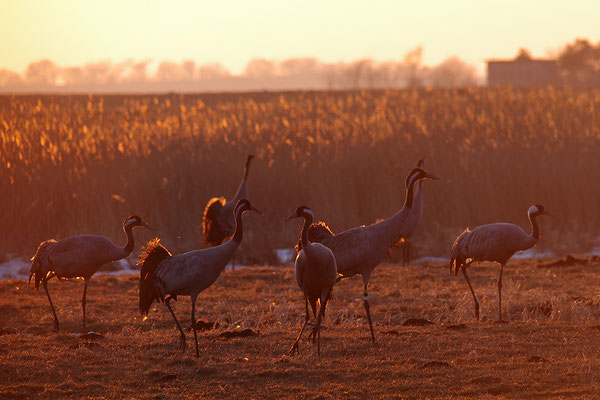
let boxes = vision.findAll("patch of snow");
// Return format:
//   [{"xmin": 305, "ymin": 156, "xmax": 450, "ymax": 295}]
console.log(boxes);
[
  {"xmin": 512, "ymin": 248, "xmax": 556, "ymax": 259},
  {"xmin": 0, "ymin": 255, "xmax": 30, "ymax": 280},
  {"xmin": 99, "ymin": 259, "xmax": 138, "ymax": 276},
  {"xmin": 412, "ymin": 256, "xmax": 449, "ymax": 265},
  {"xmin": 275, "ymin": 248, "xmax": 295, "ymax": 264}
]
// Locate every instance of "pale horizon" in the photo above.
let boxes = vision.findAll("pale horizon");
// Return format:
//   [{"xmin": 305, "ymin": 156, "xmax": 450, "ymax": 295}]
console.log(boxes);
[{"xmin": 2, "ymin": 0, "xmax": 599, "ymax": 77}]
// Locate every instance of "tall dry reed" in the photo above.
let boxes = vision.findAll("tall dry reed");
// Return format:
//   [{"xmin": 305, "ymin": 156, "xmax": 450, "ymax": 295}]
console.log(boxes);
[{"xmin": 1, "ymin": 88, "xmax": 599, "ymax": 263}]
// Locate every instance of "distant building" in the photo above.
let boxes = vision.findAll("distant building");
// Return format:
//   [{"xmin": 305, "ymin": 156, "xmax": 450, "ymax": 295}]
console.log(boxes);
[{"xmin": 487, "ymin": 52, "xmax": 559, "ymax": 87}]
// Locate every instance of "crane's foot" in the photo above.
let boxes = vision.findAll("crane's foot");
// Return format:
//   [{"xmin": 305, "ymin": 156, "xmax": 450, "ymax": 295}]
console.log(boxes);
[
  {"xmin": 53, "ymin": 320, "xmax": 60, "ymax": 332},
  {"xmin": 494, "ymin": 319, "xmax": 509, "ymax": 325}
]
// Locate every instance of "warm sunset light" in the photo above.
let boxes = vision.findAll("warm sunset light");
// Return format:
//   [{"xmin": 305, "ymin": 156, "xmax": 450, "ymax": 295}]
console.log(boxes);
[
  {"xmin": 0, "ymin": 0, "xmax": 598, "ymax": 91},
  {"xmin": 1, "ymin": 1, "xmax": 600, "ymax": 399}
]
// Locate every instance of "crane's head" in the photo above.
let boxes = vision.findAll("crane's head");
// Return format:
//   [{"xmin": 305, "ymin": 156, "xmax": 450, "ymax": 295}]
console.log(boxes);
[
  {"xmin": 284, "ymin": 205, "xmax": 314, "ymax": 222},
  {"xmin": 528, "ymin": 204, "xmax": 552, "ymax": 217},
  {"xmin": 405, "ymin": 167, "xmax": 439, "ymax": 188},
  {"xmin": 416, "ymin": 157, "xmax": 425, "ymax": 169},
  {"xmin": 124, "ymin": 215, "xmax": 153, "ymax": 230},
  {"xmin": 234, "ymin": 199, "xmax": 263, "ymax": 218}
]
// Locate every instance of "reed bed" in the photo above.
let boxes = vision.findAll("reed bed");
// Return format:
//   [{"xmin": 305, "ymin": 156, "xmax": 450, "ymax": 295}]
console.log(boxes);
[{"xmin": 1, "ymin": 87, "xmax": 599, "ymax": 262}]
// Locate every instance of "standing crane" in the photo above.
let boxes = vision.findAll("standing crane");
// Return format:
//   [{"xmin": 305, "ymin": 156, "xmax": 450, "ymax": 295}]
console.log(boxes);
[
  {"xmin": 394, "ymin": 158, "xmax": 426, "ymax": 266},
  {"xmin": 449, "ymin": 204, "xmax": 551, "ymax": 322},
  {"xmin": 29, "ymin": 215, "xmax": 152, "ymax": 332},
  {"xmin": 286, "ymin": 206, "xmax": 338, "ymax": 357},
  {"xmin": 297, "ymin": 167, "xmax": 439, "ymax": 342},
  {"xmin": 139, "ymin": 199, "xmax": 262, "ymax": 357},
  {"xmin": 202, "ymin": 154, "xmax": 254, "ymax": 270}
]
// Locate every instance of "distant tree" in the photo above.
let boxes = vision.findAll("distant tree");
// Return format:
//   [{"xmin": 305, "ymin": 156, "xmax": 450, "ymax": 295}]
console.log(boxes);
[
  {"xmin": 403, "ymin": 46, "xmax": 424, "ymax": 87},
  {"xmin": 83, "ymin": 61, "xmax": 119, "ymax": 85},
  {"xmin": 0, "ymin": 69, "xmax": 23, "ymax": 87},
  {"xmin": 279, "ymin": 58, "xmax": 321, "ymax": 76},
  {"xmin": 181, "ymin": 60, "xmax": 196, "ymax": 81},
  {"xmin": 427, "ymin": 57, "xmax": 478, "ymax": 88},
  {"xmin": 24, "ymin": 59, "xmax": 57, "ymax": 86},
  {"xmin": 156, "ymin": 61, "xmax": 183, "ymax": 82},
  {"xmin": 197, "ymin": 63, "xmax": 230, "ymax": 80},
  {"xmin": 515, "ymin": 48, "xmax": 533, "ymax": 61},
  {"xmin": 558, "ymin": 38, "xmax": 600, "ymax": 86},
  {"xmin": 244, "ymin": 58, "xmax": 277, "ymax": 78}
]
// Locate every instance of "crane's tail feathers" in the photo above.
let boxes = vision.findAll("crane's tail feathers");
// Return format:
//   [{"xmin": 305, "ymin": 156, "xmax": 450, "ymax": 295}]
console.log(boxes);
[
  {"xmin": 295, "ymin": 221, "xmax": 334, "ymax": 253},
  {"xmin": 138, "ymin": 238, "xmax": 172, "ymax": 315},
  {"xmin": 29, "ymin": 239, "xmax": 57, "ymax": 291},
  {"xmin": 202, "ymin": 197, "xmax": 227, "ymax": 245}
]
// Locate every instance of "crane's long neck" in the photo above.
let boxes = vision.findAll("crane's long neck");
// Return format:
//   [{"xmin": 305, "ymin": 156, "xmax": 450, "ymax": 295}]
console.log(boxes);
[
  {"xmin": 372, "ymin": 175, "xmax": 420, "ymax": 243},
  {"xmin": 231, "ymin": 208, "xmax": 245, "ymax": 244},
  {"xmin": 300, "ymin": 213, "xmax": 314, "ymax": 250},
  {"xmin": 529, "ymin": 213, "xmax": 540, "ymax": 242},
  {"xmin": 231, "ymin": 162, "xmax": 251, "ymax": 202},
  {"xmin": 121, "ymin": 224, "xmax": 135, "ymax": 257}
]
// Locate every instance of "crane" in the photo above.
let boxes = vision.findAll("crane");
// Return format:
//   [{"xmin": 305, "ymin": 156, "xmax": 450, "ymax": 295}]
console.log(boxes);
[
  {"xmin": 202, "ymin": 154, "xmax": 254, "ymax": 270},
  {"xmin": 297, "ymin": 167, "xmax": 439, "ymax": 342},
  {"xmin": 286, "ymin": 206, "xmax": 338, "ymax": 357},
  {"xmin": 394, "ymin": 158, "xmax": 425, "ymax": 265},
  {"xmin": 29, "ymin": 215, "xmax": 152, "ymax": 332},
  {"xmin": 449, "ymin": 204, "xmax": 551, "ymax": 322},
  {"xmin": 139, "ymin": 199, "xmax": 262, "ymax": 357}
]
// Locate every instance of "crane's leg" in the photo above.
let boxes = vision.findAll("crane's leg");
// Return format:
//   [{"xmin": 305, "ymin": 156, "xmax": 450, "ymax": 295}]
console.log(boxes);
[
  {"xmin": 461, "ymin": 266, "xmax": 479, "ymax": 321},
  {"xmin": 42, "ymin": 280, "xmax": 60, "ymax": 332},
  {"xmin": 362, "ymin": 278, "xmax": 376, "ymax": 344},
  {"xmin": 82, "ymin": 278, "xmax": 88, "ymax": 332},
  {"xmin": 165, "ymin": 296, "xmax": 186, "ymax": 351},
  {"xmin": 190, "ymin": 296, "xmax": 199, "ymax": 357},
  {"xmin": 314, "ymin": 302, "xmax": 324, "ymax": 358},
  {"xmin": 497, "ymin": 263, "xmax": 505, "ymax": 322},
  {"xmin": 289, "ymin": 297, "xmax": 310, "ymax": 355},
  {"xmin": 406, "ymin": 240, "xmax": 411, "ymax": 266}
]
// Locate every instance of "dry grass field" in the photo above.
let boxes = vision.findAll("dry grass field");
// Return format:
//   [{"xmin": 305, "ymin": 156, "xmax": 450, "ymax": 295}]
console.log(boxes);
[{"xmin": 2, "ymin": 257, "xmax": 600, "ymax": 399}]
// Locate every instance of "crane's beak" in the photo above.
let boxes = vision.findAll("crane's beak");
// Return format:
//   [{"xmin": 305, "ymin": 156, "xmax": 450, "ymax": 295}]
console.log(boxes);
[
  {"xmin": 424, "ymin": 171, "xmax": 440, "ymax": 180},
  {"xmin": 284, "ymin": 212, "xmax": 298, "ymax": 222},
  {"xmin": 143, "ymin": 222, "xmax": 154, "ymax": 230},
  {"xmin": 250, "ymin": 205, "xmax": 264, "ymax": 216},
  {"xmin": 543, "ymin": 211, "xmax": 553, "ymax": 217}
]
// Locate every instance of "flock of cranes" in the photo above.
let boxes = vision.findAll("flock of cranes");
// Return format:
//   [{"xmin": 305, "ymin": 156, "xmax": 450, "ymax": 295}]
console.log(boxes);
[{"xmin": 28, "ymin": 154, "xmax": 551, "ymax": 357}]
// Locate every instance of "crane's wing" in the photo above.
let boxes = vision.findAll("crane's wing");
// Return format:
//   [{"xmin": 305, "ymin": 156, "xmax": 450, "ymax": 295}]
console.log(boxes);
[
  {"xmin": 319, "ymin": 226, "xmax": 377, "ymax": 277},
  {"xmin": 138, "ymin": 238, "xmax": 172, "ymax": 315},
  {"xmin": 155, "ymin": 246, "xmax": 232, "ymax": 297},
  {"xmin": 43, "ymin": 235, "xmax": 124, "ymax": 278},
  {"xmin": 466, "ymin": 223, "xmax": 532, "ymax": 264},
  {"xmin": 203, "ymin": 197, "xmax": 229, "ymax": 245},
  {"xmin": 295, "ymin": 221, "xmax": 334, "ymax": 253}
]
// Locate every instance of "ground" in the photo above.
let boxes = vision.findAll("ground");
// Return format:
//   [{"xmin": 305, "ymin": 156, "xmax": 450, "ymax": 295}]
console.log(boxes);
[{"xmin": 1, "ymin": 258, "xmax": 600, "ymax": 399}]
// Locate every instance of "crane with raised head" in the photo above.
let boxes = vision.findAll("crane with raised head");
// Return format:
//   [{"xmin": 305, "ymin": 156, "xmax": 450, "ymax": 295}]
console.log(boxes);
[
  {"xmin": 297, "ymin": 167, "xmax": 439, "ymax": 343},
  {"xmin": 202, "ymin": 155, "xmax": 254, "ymax": 271},
  {"xmin": 139, "ymin": 199, "xmax": 262, "ymax": 357},
  {"xmin": 286, "ymin": 205, "xmax": 338, "ymax": 357},
  {"xmin": 29, "ymin": 215, "xmax": 152, "ymax": 332},
  {"xmin": 450, "ymin": 204, "xmax": 551, "ymax": 322},
  {"xmin": 395, "ymin": 158, "xmax": 426, "ymax": 266}
]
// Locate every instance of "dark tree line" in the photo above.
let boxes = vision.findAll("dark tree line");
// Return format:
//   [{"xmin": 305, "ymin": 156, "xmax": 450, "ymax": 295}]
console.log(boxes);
[{"xmin": 557, "ymin": 38, "xmax": 600, "ymax": 86}]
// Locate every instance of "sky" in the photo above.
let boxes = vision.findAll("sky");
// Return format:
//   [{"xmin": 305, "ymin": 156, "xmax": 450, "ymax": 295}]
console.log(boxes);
[{"xmin": 1, "ymin": 0, "xmax": 599, "ymax": 76}]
